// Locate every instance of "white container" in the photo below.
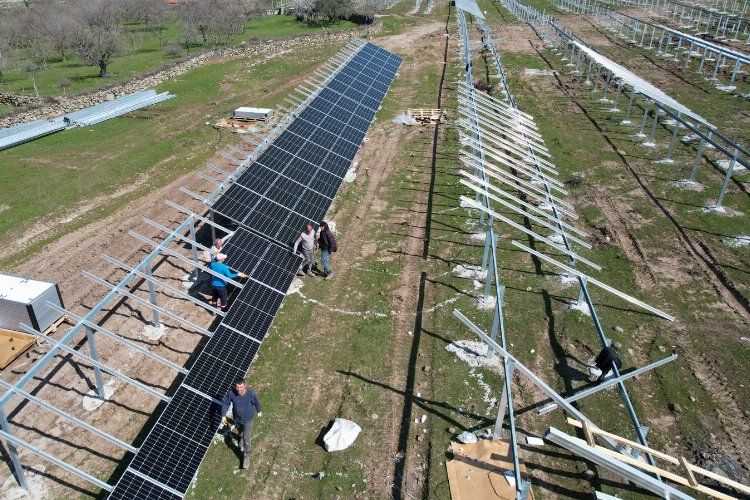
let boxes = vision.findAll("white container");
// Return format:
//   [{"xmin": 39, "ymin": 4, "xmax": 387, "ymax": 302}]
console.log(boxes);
[
  {"xmin": 0, "ymin": 274, "xmax": 64, "ymax": 333},
  {"xmin": 233, "ymin": 107, "xmax": 274, "ymax": 121}
]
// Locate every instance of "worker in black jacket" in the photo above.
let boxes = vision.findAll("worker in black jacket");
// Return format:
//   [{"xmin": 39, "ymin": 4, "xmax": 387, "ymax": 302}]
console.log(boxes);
[
  {"xmin": 318, "ymin": 221, "xmax": 337, "ymax": 280},
  {"xmin": 595, "ymin": 345, "xmax": 622, "ymax": 384}
]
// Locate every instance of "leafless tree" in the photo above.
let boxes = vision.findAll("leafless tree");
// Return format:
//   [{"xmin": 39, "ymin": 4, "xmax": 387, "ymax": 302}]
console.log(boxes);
[
  {"xmin": 179, "ymin": 0, "xmax": 246, "ymax": 47},
  {"xmin": 70, "ymin": 0, "xmax": 124, "ymax": 77},
  {"xmin": 292, "ymin": 0, "xmax": 317, "ymax": 22},
  {"xmin": 37, "ymin": 4, "xmax": 79, "ymax": 62}
]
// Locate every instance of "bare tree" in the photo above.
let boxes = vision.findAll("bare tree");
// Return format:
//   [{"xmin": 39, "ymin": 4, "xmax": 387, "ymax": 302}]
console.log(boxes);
[
  {"xmin": 292, "ymin": 0, "xmax": 317, "ymax": 22},
  {"xmin": 179, "ymin": 0, "xmax": 246, "ymax": 47},
  {"xmin": 70, "ymin": 0, "xmax": 124, "ymax": 77},
  {"xmin": 38, "ymin": 4, "xmax": 79, "ymax": 62}
]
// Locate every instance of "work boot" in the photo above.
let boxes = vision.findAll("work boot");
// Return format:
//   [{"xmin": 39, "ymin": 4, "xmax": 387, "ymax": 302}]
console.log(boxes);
[
  {"xmin": 242, "ymin": 454, "xmax": 250, "ymax": 469},
  {"xmin": 306, "ymin": 270, "xmax": 314, "ymax": 277},
  {"xmin": 325, "ymin": 271, "xmax": 334, "ymax": 280}
]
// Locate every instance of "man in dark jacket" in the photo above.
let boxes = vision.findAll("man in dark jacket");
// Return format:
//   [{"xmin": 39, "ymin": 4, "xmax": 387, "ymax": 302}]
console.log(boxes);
[
  {"xmin": 594, "ymin": 345, "xmax": 622, "ymax": 384},
  {"xmin": 318, "ymin": 221, "xmax": 337, "ymax": 280},
  {"xmin": 221, "ymin": 378, "xmax": 262, "ymax": 469}
]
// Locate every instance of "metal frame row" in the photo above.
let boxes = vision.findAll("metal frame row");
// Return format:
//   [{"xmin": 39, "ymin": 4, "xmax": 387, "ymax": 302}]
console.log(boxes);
[
  {"xmin": 0, "ymin": 40, "xmax": 369, "ymax": 495},
  {"xmin": 453, "ymin": 7, "xmax": 678, "ymax": 498},
  {"xmin": 501, "ymin": 0, "xmax": 749, "ymax": 210}
]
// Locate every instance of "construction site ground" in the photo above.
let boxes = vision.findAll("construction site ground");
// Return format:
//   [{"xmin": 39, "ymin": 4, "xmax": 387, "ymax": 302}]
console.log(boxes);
[{"xmin": 0, "ymin": 1, "xmax": 748, "ymax": 499}]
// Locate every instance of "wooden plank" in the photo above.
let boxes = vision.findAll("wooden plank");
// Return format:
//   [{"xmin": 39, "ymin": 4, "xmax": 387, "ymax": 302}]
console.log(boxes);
[
  {"xmin": 566, "ymin": 418, "xmax": 750, "ymax": 497},
  {"xmin": 445, "ymin": 440, "xmax": 534, "ymax": 500},
  {"xmin": 680, "ymin": 456, "xmax": 698, "ymax": 487}
]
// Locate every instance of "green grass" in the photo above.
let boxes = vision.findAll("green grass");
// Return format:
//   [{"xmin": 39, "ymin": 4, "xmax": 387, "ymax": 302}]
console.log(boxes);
[
  {"xmin": 0, "ymin": 15, "xmax": 359, "ymax": 98},
  {"xmin": 0, "ymin": 40, "xmax": 347, "ymax": 270}
]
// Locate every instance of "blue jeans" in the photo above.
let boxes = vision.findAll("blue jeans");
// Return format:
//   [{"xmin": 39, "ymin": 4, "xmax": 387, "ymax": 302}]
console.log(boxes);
[{"xmin": 321, "ymin": 249, "xmax": 331, "ymax": 274}]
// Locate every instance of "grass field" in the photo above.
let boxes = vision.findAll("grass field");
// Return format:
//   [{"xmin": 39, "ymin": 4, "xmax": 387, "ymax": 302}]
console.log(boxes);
[
  {"xmin": 0, "ymin": 15, "xmax": 357, "ymax": 98},
  {"xmin": 0, "ymin": 40, "xmax": 348, "ymax": 269}
]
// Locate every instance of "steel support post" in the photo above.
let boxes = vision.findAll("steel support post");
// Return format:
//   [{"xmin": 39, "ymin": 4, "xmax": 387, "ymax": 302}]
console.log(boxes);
[
  {"xmin": 494, "ymin": 359, "xmax": 516, "ymax": 440},
  {"xmin": 622, "ymin": 90, "xmax": 637, "ymax": 124},
  {"xmin": 145, "ymin": 261, "xmax": 161, "ymax": 328},
  {"xmin": 689, "ymin": 135, "xmax": 708, "ymax": 180},
  {"xmin": 665, "ymin": 119, "xmax": 681, "ymax": 160},
  {"xmin": 646, "ymin": 108, "xmax": 660, "ymax": 144},
  {"xmin": 0, "ymin": 408, "xmax": 28, "ymax": 491},
  {"xmin": 715, "ymin": 148, "xmax": 738, "ymax": 209},
  {"xmin": 85, "ymin": 326, "xmax": 106, "ymax": 399},
  {"xmin": 729, "ymin": 60, "xmax": 741, "ymax": 85},
  {"xmin": 637, "ymin": 99, "xmax": 652, "ymax": 136},
  {"xmin": 209, "ymin": 210, "xmax": 217, "ymax": 242},
  {"xmin": 187, "ymin": 215, "xmax": 199, "ymax": 281},
  {"xmin": 592, "ymin": 65, "xmax": 602, "ymax": 93},
  {"xmin": 611, "ymin": 80, "xmax": 623, "ymax": 110},
  {"xmin": 684, "ymin": 42, "xmax": 694, "ymax": 68}
]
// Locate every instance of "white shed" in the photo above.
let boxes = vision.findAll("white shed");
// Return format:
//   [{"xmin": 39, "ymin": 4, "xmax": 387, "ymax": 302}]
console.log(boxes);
[{"xmin": 0, "ymin": 274, "xmax": 64, "ymax": 333}]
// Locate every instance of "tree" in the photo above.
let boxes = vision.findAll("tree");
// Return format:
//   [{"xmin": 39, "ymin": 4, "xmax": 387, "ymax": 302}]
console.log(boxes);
[
  {"xmin": 70, "ymin": 0, "xmax": 124, "ymax": 77},
  {"xmin": 38, "ymin": 5, "xmax": 79, "ymax": 63},
  {"xmin": 179, "ymin": 0, "xmax": 246, "ymax": 47},
  {"xmin": 352, "ymin": 0, "xmax": 387, "ymax": 23},
  {"xmin": 59, "ymin": 77, "xmax": 72, "ymax": 95},
  {"xmin": 314, "ymin": 0, "xmax": 353, "ymax": 23}
]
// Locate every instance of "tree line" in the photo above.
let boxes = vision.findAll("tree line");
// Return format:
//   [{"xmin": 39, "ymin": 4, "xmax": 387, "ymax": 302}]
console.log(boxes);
[{"xmin": 0, "ymin": 0, "xmax": 387, "ymax": 94}]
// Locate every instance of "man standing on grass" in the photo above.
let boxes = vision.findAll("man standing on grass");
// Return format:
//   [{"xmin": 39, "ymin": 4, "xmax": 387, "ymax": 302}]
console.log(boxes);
[
  {"xmin": 318, "ymin": 221, "xmax": 337, "ymax": 280},
  {"xmin": 221, "ymin": 378, "xmax": 262, "ymax": 469},
  {"xmin": 209, "ymin": 254, "xmax": 245, "ymax": 312},
  {"xmin": 292, "ymin": 222, "xmax": 316, "ymax": 277}
]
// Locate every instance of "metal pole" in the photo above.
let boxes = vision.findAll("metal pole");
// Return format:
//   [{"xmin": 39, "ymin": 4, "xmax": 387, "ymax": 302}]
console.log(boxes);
[
  {"xmin": 665, "ymin": 119, "xmax": 681, "ymax": 160},
  {"xmin": 494, "ymin": 359, "xmax": 516, "ymax": 439},
  {"xmin": 0, "ymin": 408, "xmax": 28, "ymax": 490},
  {"xmin": 637, "ymin": 99, "xmax": 652, "ymax": 136},
  {"xmin": 145, "ymin": 261, "xmax": 161, "ymax": 328},
  {"xmin": 622, "ymin": 90, "xmax": 637, "ymax": 124},
  {"xmin": 715, "ymin": 148, "xmax": 738, "ymax": 209},
  {"xmin": 689, "ymin": 136, "xmax": 707, "ymax": 180},
  {"xmin": 85, "ymin": 326, "xmax": 106, "ymax": 399}
]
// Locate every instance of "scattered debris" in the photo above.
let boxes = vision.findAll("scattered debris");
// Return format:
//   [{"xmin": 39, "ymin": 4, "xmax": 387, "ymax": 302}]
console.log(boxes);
[
  {"xmin": 476, "ymin": 294, "xmax": 496, "ymax": 311},
  {"xmin": 406, "ymin": 108, "xmax": 445, "ymax": 124},
  {"xmin": 286, "ymin": 277, "xmax": 304, "ymax": 295},
  {"xmin": 392, "ymin": 112, "xmax": 418, "ymax": 126},
  {"xmin": 141, "ymin": 321, "xmax": 167, "ymax": 341},
  {"xmin": 394, "ymin": 450, "xmax": 406, "ymax": 463},
  {"xmin": 313, "ymin": 471, "xmax": 326, "ymax": 479},
  {"xmin": 568, "ymin": 299, "xmax": 591, "ymax": 316},
  {"xmin": 524, "ymin": 68, "xmax": 557, "ymax": 76},
  {"xmin": 344, "ymin": 166, "xmax": 357, "ymax": 183},
  {"xmin": 446, "ymin": 340, "xmax": 500, "ymax": 369},
  {"xmin": 672, "ymin": 179, "xmax": 704, "ymax": 191},
  {"xmin": 526, "ymin": 436, "xmax": 545, "ymax": 446},
  {"xmin": 457, "ymin": 431, "xmax": 478, "ymax": 444},
  {"xmin": 83, "ymin": 380, "xmax": 116, "ymax": 412},
  {"xmin": 716, "ymin": 159, "xmax": 749, "ymax": 174},
  {"xmin": 469, "ymin": 232, "xmax": 487, "ymax": 241},
  {"xmin": 724, "ymin": 235, "xmax": 750, "ymax": 248},
  {"xmin": 453, "ymin": 264, "xmax": 485, "ymax": 281}
]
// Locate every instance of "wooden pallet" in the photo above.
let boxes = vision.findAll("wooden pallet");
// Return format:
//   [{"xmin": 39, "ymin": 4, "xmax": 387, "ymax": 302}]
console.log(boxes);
[
  {"xmin": 407, "ymin": 108, "xmax": 446, "ymax": 124},
  {"xmin": 0, "ymin": 315, "xmax": 66, "ymax": 370}
]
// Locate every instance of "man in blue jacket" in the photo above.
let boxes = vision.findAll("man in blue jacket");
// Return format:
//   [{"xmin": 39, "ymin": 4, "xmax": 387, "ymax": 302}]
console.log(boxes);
[
  {"xmin": 209, "ymin": 253, "xmax": 245, "ymax": 312},
  {"xmin": 221, "ymin": 378, "xmax": 262, "ymax": 469}
]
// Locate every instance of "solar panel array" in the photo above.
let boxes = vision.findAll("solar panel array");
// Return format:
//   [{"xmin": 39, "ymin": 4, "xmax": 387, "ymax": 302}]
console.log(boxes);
[
  {"xmin": 109, "ymin": 41, "xmax": 401, "ymax": 498},
  {"xmin": 211, "ymin": 42, "xmax": 402, "ymax": 247}
]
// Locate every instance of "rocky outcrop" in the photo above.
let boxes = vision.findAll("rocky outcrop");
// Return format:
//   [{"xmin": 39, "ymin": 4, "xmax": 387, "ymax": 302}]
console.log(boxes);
[{"xmin": 0, "ymin": 21, "xmax": 381, "ymax": 128}]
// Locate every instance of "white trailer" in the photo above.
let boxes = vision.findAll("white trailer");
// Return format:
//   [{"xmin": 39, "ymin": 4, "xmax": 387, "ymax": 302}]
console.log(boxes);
[{"xmin": 233, "ymin": 107, "xmax": 274, "ymax": 122}]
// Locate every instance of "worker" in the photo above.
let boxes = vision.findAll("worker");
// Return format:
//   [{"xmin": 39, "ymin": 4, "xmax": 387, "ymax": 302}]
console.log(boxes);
[
  {"xmin": 318, "ymin": 221, "xmax": 337, "ymax": 280},
  {"xmin": 594, "ymin": 345, "xmax": 622, "ymax": 384},
  {"xmin": 221, "ymin": 378, "xmax": 262, "ymax": 470},
  {"xmin": 209, "ymin": 238, "xmax": 224, "ymax": 261},
  {"xmin": 209, "ymin": 254, "xmax": 245, "ymax": 312},
  {"xmin": 292, "ymin": 223, "xmax": 316, "ymax": 277}
]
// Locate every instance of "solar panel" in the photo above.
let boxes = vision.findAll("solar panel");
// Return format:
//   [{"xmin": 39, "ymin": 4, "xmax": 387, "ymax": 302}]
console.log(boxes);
[
  {"xmin": 212, "ymin": 42, "xmax": 402, "ymax": 247},
  {"xmin": 110, "ymin": 41, "xmax": 401, "ymax": 499},
  {"xmin": 108, "ymin": 471, "xmax": 182, "ymax": 500}
]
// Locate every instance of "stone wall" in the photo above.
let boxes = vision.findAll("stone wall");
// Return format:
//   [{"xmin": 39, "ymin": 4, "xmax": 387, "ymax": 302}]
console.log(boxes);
[{"xmin": 0, "ymin": 21, "xmax": 381, "ymax": 129}]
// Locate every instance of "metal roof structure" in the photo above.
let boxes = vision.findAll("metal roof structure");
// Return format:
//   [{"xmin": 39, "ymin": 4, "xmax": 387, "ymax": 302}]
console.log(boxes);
[{"xmin": 455, "ymin": 0, "xmax": 485, "ymax": 18}]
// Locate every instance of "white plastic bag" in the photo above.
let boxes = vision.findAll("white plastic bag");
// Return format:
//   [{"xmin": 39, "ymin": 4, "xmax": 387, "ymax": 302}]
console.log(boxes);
[{"xmin": 323, "ymin": 418, "xmax": 361, "ymax": 452}]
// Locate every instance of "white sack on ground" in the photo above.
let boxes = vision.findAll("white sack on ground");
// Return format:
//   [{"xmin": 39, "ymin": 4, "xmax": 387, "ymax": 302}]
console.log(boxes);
[{"xmin": 323, "ymin": 418, "xmax": 362, "ymax": 452}]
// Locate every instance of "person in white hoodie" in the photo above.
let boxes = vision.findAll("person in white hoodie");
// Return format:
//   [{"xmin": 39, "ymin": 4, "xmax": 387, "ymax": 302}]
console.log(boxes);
[{"xmin": 292, "ymin": 223, "xmax": 316, "ymax": 276}]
